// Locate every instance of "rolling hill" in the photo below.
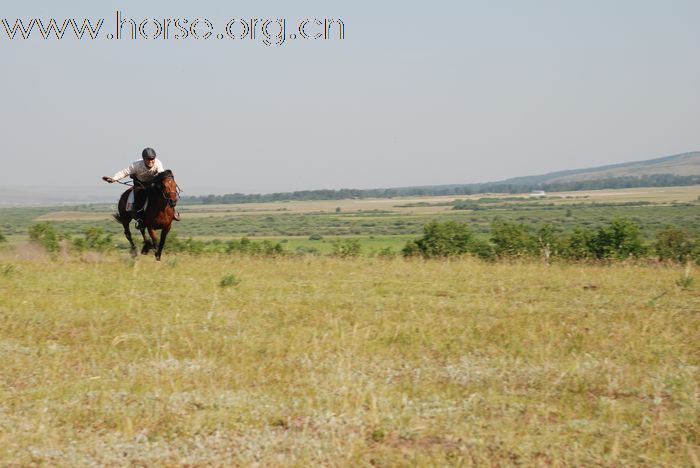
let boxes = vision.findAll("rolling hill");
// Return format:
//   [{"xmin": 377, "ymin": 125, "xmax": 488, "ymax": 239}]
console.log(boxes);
[
  {"xmin": 179, "ymin": 151, "xmax": 700, "ymax": 205},
  {"xmin": 500, "ymin": 151, "xmax": 700, "ymax": 186}
]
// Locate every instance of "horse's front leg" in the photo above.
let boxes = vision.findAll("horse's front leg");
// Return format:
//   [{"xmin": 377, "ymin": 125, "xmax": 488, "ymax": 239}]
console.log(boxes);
[
  {"xmin": 156, "ymin": 225, "xmax": 171, "ymax": 261},
  {"xmin": 140, "ymin": 227, "xmax": 152, "ymax": 255},
  {"xmin": 147, "ymin": 228, "xmax": 160, "ymax": 259}
]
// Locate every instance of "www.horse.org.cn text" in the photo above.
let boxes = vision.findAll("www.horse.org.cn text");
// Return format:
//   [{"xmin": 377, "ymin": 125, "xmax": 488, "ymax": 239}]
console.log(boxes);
[{"xmin": 0, "ymin": 11, "xmax": 345, "ymax": 46}]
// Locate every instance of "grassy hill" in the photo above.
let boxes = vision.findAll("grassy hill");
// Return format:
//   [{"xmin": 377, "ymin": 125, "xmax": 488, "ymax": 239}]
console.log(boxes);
[
  {"xmin": 502, "ymin": 151, "xmax": 700, "ymax": 186},
  {"xmin": 181, "ymin": 151, "xmax": 700, "ymax": 205}
]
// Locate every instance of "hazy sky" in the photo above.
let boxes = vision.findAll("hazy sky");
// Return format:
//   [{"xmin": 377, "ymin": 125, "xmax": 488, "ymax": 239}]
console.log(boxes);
[{"xmin": 1, "ymin": 0, "xmax": 699, "ymax": 195}]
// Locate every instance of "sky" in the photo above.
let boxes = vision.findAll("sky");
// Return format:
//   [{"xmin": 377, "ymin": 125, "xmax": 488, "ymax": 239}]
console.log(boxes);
[{"xmin": 1, "ymin": 0, "xmax": 699, "ymax": 198}]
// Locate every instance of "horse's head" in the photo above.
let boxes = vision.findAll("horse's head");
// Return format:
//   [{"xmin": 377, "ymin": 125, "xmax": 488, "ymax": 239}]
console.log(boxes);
[{"xmin": 156, "ymin": 170, "xmax": 179, "ymax": 208}]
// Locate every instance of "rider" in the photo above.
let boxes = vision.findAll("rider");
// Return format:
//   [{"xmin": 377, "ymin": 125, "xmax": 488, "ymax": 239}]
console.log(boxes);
[{"xmin": 102, "ymin": 147, "xmax": 165, "ymax": 230}]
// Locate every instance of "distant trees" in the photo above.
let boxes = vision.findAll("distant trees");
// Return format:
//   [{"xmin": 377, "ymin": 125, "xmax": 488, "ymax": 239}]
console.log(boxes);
[{"xmin": 179, "ymin": 174, "xmax": 700, "ymax": 206}]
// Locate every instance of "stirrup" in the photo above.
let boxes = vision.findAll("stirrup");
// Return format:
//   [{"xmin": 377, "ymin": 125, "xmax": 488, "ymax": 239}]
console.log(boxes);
[{"xmin": 135, "ymin": 217, "xmax": 145, "ymax": 230}]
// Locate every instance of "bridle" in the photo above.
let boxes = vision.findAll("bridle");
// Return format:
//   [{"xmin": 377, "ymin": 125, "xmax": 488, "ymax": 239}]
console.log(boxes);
[{"xmin": 158, "ymin": 174, "xmax": 182, "ymax": 208}]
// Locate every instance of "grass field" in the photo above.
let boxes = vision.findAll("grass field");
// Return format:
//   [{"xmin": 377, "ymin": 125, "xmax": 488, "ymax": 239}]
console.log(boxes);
[{"xmin": 0, "ymin": 254, "xmax": 698, "ymax": 465}]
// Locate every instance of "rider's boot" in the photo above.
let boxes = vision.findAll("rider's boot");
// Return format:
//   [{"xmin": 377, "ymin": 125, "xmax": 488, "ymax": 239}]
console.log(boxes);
[{"xmin": 134, "ymin": 209, "xmax": 146, "ymax": 230}]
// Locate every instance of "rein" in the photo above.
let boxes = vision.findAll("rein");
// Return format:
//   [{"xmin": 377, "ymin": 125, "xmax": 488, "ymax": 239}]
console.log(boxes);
[{"xmin": 115, "ymin": 175, "xmax": 181, "ymax": 208}]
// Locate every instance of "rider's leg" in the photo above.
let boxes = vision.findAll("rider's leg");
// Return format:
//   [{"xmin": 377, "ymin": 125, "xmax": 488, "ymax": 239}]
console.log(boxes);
[{"xmin": 133, "ymin": 187, "xmax": 146, "ymax": 230}]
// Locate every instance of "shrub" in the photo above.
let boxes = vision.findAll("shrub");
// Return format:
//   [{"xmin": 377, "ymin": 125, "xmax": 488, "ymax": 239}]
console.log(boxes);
[
  {"xmin": 295, "ymin": 245, "xmax": 320, "ymax": 255},
  {"xmin": 332, "ymin": 239, "xmax": 361, "ymax": 258},
  {"xmin": 72, "ymin": 227, "xmax": 113, "ymax": 252},
  {"xmin": 536, "ymin": 223, "xmax": 562, "ymax": 262},
  {"xmin": 219, "ymin": 273, "xmax": 241, "ymax": 288},
  {"xmin": 401, "ymin": 240, "xmax": 422, "ymax": 257},
  {"xmin": 588, "ymin": 218, "xmax": 646, "ymax": 259},
  {"xmin": 654, "ymin": 226, "xmax": 693, "ymax": 263},
  {"xmin": 468, "ymin": 237, "xmax": 496, "ymax": 260},
  {"xmin": 490, "ymin": 220, "xmax": 538, "ymax": 258},
  {"xmin": 227, "ymin": 237, "xmax": 284, "ymax": 256},
  {"xmin": 562, "ymin": 228, "xmax": 595, "ymax": 260},
  {"xmin": 405, "ymin": 221, "xmax": 473, "ymax": 258},
  {"xmin": 28, "ymin": 223, "xmax": 59, "ymax": 253},
  {"xmin": 376, "ymin": 247, "xmax": 396, "ymax": 258}
]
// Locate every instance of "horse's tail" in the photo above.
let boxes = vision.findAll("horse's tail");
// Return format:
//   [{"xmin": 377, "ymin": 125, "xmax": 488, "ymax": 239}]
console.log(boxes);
[{"xmin": 114, "ymin": 188, "xmax": 132, "ymax": 225}]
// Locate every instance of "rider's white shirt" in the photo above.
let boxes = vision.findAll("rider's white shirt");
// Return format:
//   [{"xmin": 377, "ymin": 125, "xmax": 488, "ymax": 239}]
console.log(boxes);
[{"xmin": 111, "ymin": 159, "xmax": 165, "ymax": 183}]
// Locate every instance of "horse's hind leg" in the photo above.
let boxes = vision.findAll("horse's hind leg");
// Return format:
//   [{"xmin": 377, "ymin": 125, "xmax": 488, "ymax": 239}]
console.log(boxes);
[
  {"xmin": 147, "ymin": 228, "xmax": 160, "ymax": 259},
  {"xmin": 123, "ymin": 222, "xmax": 138, "ymax": 257}
]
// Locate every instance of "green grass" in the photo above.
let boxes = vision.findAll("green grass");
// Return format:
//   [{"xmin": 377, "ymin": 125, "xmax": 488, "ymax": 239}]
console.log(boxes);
[
  {"xmin": 3, "ymin": 197, "xmax": 700, "ymax": 244},
  {"xmin": 0, "ymin": 254, "xmax": 697, "ymax": 465}
]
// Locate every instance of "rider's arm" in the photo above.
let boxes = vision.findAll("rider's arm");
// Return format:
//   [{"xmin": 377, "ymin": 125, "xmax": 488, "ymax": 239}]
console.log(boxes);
[
  {"xmin": 155, "ymin": 159, "xmax": 165, "ymax": 173},
  {"xmin": 111, "ymin": 163, "xmax": 136, "ymax": 181}
]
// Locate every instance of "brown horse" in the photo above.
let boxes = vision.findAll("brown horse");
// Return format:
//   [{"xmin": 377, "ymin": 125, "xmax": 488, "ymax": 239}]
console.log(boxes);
[{"xmin": 113, "ymin": 170, "xmax": 180, "ymax": 260}]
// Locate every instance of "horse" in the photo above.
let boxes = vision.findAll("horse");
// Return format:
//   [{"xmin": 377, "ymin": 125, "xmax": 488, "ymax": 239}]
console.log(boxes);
[{"xmin": 113, "ymin": 170, "xmax": 180, "ymax": 261}]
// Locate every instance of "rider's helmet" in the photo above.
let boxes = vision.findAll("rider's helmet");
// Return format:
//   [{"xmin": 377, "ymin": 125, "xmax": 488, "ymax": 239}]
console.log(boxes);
[{"xmin": 142, "ymin": 147, "xmax": 157, "ymax": 160}]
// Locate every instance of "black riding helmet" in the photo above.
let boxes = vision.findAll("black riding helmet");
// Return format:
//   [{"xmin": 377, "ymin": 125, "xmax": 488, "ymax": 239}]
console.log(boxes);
[{"xmin": 142, "ymin": 147, "xmax": 157, "ymax": 160}]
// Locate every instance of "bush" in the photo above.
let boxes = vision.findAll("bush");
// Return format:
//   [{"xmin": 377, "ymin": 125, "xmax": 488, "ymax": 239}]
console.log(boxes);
[
  {"xmin": 0, "ymin": 232, "xmax": 6, "ymax": 243},
  {"xmin": 588, "ymin": 218, "xmax": 646, "ymax": 259},
  {"xmin": 332, "ymin": 238, "xmax": 361, "ymax": 257},
  {"xmin": 375, "ymin": 247, "xmax": 396, "ymax": 258},
  {"xmin": 453, "ymin": 200, "xmax": 483, "ymax": 211},
  {"xmin": 468, "ymin": 237, "xmax": 496, "ymax": 260},
  {"xmin": 219, "ymin": 273, "xmax": 241, "ymax": 288},
  {"xmin": 535, "ymin": 223, "xmax": 563, "ymax": 262},
  {"xmin": 654, "ymin": 226, "xmax": 693, "ymax": 263},
  {"xmin": 72, "ymin": 227, "xmax": 113, "ymax": 252},
  {"xmin": 404, "ymin": 221, "xmax": 473, "ymax": 258},
  {"xmin": 227, "ymin": 237, "xmax": 284, "ymax": 256},
  {"xmin": 562, "ymin": 228, "xmax": 595, "ymax": 260},
  {"xmin": 28, "ymin": 223, "xmax": 59, "ymax": 253},
  {"xmin": 490, "ymin": 220, "xmax": 538, "ymax": 258},
  {"xmin": 401, "ymin": 240, "xmax": 422, "ymax": 257},
  {"xmin": 295, "ymin": 245, "xmax": 320, "ymax": 255},
  {"xmin": 169, "ymin": 234, "xmax": 207, "ymax": 254}
]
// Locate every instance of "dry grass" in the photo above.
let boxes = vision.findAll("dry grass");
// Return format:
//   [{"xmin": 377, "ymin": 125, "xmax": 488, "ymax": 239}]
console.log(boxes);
[{"xmin": 0, "ymin": 255, "xmax": 698, "ymax": 466}]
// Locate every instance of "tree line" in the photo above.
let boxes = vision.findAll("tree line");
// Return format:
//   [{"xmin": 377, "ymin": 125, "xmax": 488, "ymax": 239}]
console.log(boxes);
[{"xmin": 180, "ymin": 174, "xmax": 700, "ymax": 205}]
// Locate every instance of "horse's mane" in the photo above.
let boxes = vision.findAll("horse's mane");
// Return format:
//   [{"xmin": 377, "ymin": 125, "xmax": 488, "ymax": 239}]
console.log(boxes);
[{"xmin": 156, "ymin": 169, "xmax": 174, "ymax": 182}]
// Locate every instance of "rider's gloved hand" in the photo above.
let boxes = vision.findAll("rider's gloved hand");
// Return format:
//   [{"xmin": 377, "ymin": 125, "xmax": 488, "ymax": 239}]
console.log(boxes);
[{"xmin": 102, "ymin": 176, "xmax": 115, "ymax": 183}]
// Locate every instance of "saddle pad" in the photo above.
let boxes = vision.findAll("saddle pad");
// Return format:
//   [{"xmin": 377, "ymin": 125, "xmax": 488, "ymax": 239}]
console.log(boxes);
[{"xmin": 126, "ymin": 191, "xmax": 148, "ymax": 212}]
